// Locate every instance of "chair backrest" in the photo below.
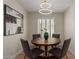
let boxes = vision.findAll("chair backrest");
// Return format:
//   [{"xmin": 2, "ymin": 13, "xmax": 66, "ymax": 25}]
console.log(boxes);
[
  {"xmin": 33, "ymin": 34, "xmax": 41, "ymax": 40},
  {"xmin": 20, "ymin": 39, "xmax": 32, "ymax": 59},
  {"xmin": 52, "ymin": 34, "xmax": 60, "ymax": 38},
  {"xmin": 61, "ymin": 38, "xmax": 71, "ymax": 58}
]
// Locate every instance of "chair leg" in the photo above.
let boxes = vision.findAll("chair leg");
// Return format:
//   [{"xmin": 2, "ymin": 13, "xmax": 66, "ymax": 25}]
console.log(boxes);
[
  {"xmin": 24, "ymin": 55, "xmax": 26, "ymax": 59},
  {"xmin": 39, "ymin": 46, "xmax": 40, "ymax": 48},
  {"xmin": 51, "ymin": 45, "xmax": 56, "ymax": 48},
  {"xmin": 66, "ymin": 54, "xmax": 68, "ymax": 59},
  {"xmin": 51, "ymin": 45, "xmax": 53, "ymax": 48}
]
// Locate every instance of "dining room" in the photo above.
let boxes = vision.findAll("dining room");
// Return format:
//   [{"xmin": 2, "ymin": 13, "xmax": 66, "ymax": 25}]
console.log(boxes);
[{"xmin": 3, "ymin": 0, "xmax": 75, "ymax": 59}]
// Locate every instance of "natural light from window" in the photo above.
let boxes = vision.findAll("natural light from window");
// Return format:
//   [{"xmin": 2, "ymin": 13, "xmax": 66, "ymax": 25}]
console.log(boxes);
[{"xmin": 38, "ymin": 19, "xmax": 54, "ymax": 38}]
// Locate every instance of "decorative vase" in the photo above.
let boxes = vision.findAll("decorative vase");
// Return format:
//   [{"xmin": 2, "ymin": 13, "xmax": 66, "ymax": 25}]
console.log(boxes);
[{"xmin": 44, "ymin": 32, "xmax": 49, "ymax": 40}]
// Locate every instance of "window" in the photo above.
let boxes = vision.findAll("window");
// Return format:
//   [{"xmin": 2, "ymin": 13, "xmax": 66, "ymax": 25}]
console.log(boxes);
[{"xmin": 38, "ymin": 19, "xmax": 54, "ymax": 38}]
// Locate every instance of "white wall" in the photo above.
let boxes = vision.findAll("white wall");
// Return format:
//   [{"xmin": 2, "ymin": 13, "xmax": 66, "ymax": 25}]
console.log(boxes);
[
  {"xmin": 64, "ymin": 2, "xmax": 75, "ymax": 55},
  {"xmin": 27, "ymin": 12, "xmax": 64, "ymax": 45},
  {"xmin": 3, "ymin": 0, "xmax": 28, "ymax": 59}
]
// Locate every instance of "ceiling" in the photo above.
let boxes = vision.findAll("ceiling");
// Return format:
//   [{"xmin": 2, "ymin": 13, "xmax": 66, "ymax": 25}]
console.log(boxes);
[{"xmin": 17, "ymin": 0, "xmax": 74, "ymax": 12}]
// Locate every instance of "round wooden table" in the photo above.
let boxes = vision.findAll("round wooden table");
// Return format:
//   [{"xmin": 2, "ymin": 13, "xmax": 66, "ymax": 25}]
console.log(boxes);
[{"xmin": 31, "ymin": 38, "xmax": 60, "ymax": 58}]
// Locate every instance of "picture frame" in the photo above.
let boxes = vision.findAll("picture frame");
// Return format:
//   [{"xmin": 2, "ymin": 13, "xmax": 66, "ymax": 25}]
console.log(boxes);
[{"xmin": 4, "ymin": 4, "xmax": 24, "ymax": 36}]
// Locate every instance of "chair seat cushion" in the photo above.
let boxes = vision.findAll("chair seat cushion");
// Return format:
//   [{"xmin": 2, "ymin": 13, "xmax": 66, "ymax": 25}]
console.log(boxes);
[
  {"xmin": 49, "ymin": 48, "xmax": 62, "ymax": 58},
  {"xmin": 31, "ymin": 48, "xmax": 44, "ymax": 59}
]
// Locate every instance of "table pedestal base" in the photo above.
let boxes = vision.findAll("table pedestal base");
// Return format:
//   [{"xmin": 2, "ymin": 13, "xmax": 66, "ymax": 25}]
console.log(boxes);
[{"xmin": 40, "ymin": 52, "xmax": 53, "ymax": 59}]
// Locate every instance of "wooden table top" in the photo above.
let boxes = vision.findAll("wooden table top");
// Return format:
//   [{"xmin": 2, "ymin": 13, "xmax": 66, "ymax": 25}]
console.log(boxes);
[{"xmin": 31, "ymin": 38, "xmax": 60, "ymax": 46}]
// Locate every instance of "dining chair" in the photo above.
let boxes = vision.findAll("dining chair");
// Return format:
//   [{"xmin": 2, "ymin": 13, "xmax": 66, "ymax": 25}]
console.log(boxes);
[
  {"xmin": 52, "ymin": 34, "xmax": 60, "ymax": 38},
  {"xmin": 52, "ymin": 34, "xmax": 60, "ymax": 48},
  {"xmin": 33, "ymin": 34, "xmax": 41, "ymax": 40},
  {"xmin": 20, "ymin": 39, "xmax": 44, "ymax": 59},
  {"xmin": 49, "ymin": 38, "xmax": 71, "ymax": 59},
  {"xmin": 32, "ymin": 34, "xmax": 41, "ymax": 48}
]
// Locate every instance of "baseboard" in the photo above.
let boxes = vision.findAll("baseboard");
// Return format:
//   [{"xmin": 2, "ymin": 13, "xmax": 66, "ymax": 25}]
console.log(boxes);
[
  {"xmin": 3, "ymin": 55, "xmax": 16, "ymax": 59},
  {"xmin": 3, "ymin": 49, "xmax": 23, "ymax": 59},
  {"xmin": 68, "ymin": 50, "xmax": 75, "ymax": 57},
  {"xmin": 12, "ymin": 50, "xmax": 22, "ymax": 59},
  {"xmin": 3, "ymin": 56, "xmax": 11, "ymax": 59}
]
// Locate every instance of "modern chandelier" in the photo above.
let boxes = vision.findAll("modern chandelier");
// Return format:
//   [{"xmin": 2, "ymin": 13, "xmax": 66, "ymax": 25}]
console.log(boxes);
[{"xmin": 39, "ymin": 0, "xmax": 52, "ymax": 15}]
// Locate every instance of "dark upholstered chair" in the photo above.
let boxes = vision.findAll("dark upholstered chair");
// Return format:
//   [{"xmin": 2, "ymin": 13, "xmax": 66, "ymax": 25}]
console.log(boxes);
[
  {"xmin": 52, "ymin": 34, "xmax": 60, "ymax": 48},
  {"xmin": 33, "ymin": 34, "xmax": 41, "ymax": 40},
  {"xmin": 20, "ymin": 39, "xmax": 44, "ymax": 59},
  {"xmin": 52, "ymin": 34, "xmax": 60, "ymax": 39},
  {"xmin": 32, "ymin": 34, "xmax": 41, "ymax": 48},
  {"xmin": 49, "ymin": 38, "xmax": 71, "ymax": 59}
]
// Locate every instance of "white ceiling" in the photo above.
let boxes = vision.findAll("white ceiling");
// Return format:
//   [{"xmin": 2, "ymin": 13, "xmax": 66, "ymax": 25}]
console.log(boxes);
[{"xmin": 17, "ymin": 0, "xmax": 74, "ymax": 12}]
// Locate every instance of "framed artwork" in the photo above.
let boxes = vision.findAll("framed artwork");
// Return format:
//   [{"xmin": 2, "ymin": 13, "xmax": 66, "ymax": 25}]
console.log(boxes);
[{"xmin": 4, "ymin": 5, "xmax": 24, "ymax": 36}]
